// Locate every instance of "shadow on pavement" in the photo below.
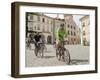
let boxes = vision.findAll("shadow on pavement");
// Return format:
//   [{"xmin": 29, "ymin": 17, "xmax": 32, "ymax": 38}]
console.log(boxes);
[
  {"xmin": 70, "ymin": 59, "xmax": 89, "ymax": 65},
  {"xmin": 43, "ymin": 56, "xmax": 55, "ymax": 59}
]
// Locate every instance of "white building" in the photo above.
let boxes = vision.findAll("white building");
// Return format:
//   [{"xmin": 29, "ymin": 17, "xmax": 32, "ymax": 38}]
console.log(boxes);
[
  {"xmin": 80, "ymin": 15, "xmax": 90, "ymax": 46},
  {"xmin": 27, "ymin": 13, "xmax": 54, "ymax": 44}
]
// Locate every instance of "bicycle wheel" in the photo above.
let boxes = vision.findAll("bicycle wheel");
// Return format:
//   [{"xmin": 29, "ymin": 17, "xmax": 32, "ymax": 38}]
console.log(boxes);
[
  {"xmin": 56, "ymin": 48, "xmax": 62, "ymax": 61},
  {"xmin": 39, "ymin": 44, "xmax": 44, "ymax": 58},
  {"xmin": 40, "ymin": 49, "xmax": 43, "ymax": 58},
  {"xmin": 56, "ymin": 49, "xmax": 59, "ymax": 60},
  {"xmin": 34, "ymin": 47, "xmax": 38, "ymax": 56},
  {"xmin": 63, "ymin": 48, "xmax": 70, "ymax": 64}
]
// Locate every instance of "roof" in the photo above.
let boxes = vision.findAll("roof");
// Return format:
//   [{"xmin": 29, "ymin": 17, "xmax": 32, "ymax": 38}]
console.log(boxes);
[{"xmin": 80, "ymin": 15, "xmax": 89, "ymax": 21}]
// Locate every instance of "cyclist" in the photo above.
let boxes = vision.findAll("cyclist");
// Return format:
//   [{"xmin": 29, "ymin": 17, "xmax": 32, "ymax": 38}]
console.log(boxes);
[
  {"xmin": 56, "ymin": 23, "xmax": 68, "ymax": 61},
  {"xmin": 40, "ymin": 33, "xmax": 45, "ymax": 45},
  {"xmin": 56, "ymin": 23, "xmax": 68, "ymax": 47},
  {"xmin": 26, "ymin": 33, "xmax": 34, "ymax": 49},
  {"xmin": 33, "ymin": 32, "xmax": 42, "ymax": 56}
]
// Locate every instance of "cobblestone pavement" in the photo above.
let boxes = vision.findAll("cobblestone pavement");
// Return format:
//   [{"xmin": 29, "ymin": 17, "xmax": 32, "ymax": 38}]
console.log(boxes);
[{"xmin": 25, "ymin": 44, "xmax": 89, "ymax": 67}]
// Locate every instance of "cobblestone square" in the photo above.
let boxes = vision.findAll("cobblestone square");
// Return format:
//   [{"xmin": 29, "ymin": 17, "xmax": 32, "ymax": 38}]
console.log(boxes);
[{"xmin": 25, "ymin": 44, "xmax": 89, "ymax": 67}]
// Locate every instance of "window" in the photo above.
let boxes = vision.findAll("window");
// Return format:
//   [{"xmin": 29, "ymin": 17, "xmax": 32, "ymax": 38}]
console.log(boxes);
[
  {"xmin": 74, "ymin": 38, "xmax": 76, "ymax": 41},
  {"xmin": 83, "ymin": 31, "xmax": 85, "ymax": 35},
  {"xmin": 74, "ymin": 27, "xmax": 76, "ymax": 30},
  {"xmin": 68, "ymin": 30, "xmax": 70, "ymax": 35},
  {"xmin": 28, "ymin": 22, "xmax": 33, "ymax": 28},
  {"xmin": 71, "ymin": 25, "xmax": 73, "ymax": 29},
  {"xmin": 74, "ymin": 32, "xmax": 76, "ymax": 36},
  {"xmin": 30, "ymin": 15, "xmax": 33, "ymax": 20},
  {"xmin": 28, "ymin": 15, "xmax": 33, "ymax": 21},
  {"xmin": 37, "ymin": 16, "xmax": 40, "ymax": 21},
  {"xmin": 42, "ymin": 18, "xmax": 45, "ymax": 22},
  {"xmin": 34, "ymin": 26, "xmax": 36, "ymax": 30},
  {"xmin": 83, "ymin": 38, "xmax": 86, "ymax": 41},
  {"xmin": 71, "ymin": 31, "xmax": 73, "ymax": 36},
  {"xmin": 68, "ymin": 24, "xmax": 70, "ymax": 28},
  {"xmin": 82, "ymin": 22, "xmax": 85, "ymax": 27},
  {"xmin": 37, "ymin": 25, "xmax": 40, "ymax": 30},
  {"xmin": 29, "ymin": 27, "xmax": 33, "ymax": 31}
]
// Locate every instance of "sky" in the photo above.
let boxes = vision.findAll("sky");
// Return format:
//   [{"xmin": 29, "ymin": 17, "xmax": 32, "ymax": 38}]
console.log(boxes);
[{"xmin": 73, "ymin": 15, "xmax": 84, "ymax": 27}]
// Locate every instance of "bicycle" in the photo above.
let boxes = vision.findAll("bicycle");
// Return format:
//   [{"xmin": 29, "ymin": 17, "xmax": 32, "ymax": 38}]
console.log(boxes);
[
  {"xmin": 26, "ymin": 37, "xmax": 31, "ymax": 49},
  {"xmin": 56, "ymin": 41, "xmax": 70, "ymax": 64},
  {"xmin": 34, "ymin": 42, "xmax": 45, "ymax": 58},
  {"xmin": 26, "ymin": 34, "xmax": 34, "ymax": 49}
]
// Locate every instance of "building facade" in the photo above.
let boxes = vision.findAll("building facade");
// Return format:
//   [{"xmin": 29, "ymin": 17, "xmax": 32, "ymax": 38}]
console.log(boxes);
[
  {"xmin": 80, "ymin": 15, "xmax": 90, "ymax": 46},
  {"xmin": 26, "ymin": 13, "xmax": 81, "ymax": 45},
  {"xmin": 76, "ymin": 27, "xmax": 81, "ymax": 44},
  {"xmin": 64, "ymin": 14, "xmax": 80, "ymax": 44},
  {"xmin": 26, "ymin": 13, "xmax": 54, "ymax": 44}
]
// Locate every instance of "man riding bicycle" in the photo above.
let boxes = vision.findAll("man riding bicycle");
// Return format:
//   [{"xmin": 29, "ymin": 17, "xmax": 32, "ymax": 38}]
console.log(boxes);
[
  {"xmin": 55, "ymin": 23, "xmax": 69, "ymax": 62},
  {"xmin": 56, "ymin": 23, "xmax": 68, "ymax": 48},
  {"xmin": 34, "ymin": 32, "xmax": 41, "ymax": 45},
  {"xmin": 33, "ymin": 32, "xmax": 42, "ymax": 56},
  {"xmin": 33, "ymin": 32, "xmax": 45, "ymax": 57}
]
